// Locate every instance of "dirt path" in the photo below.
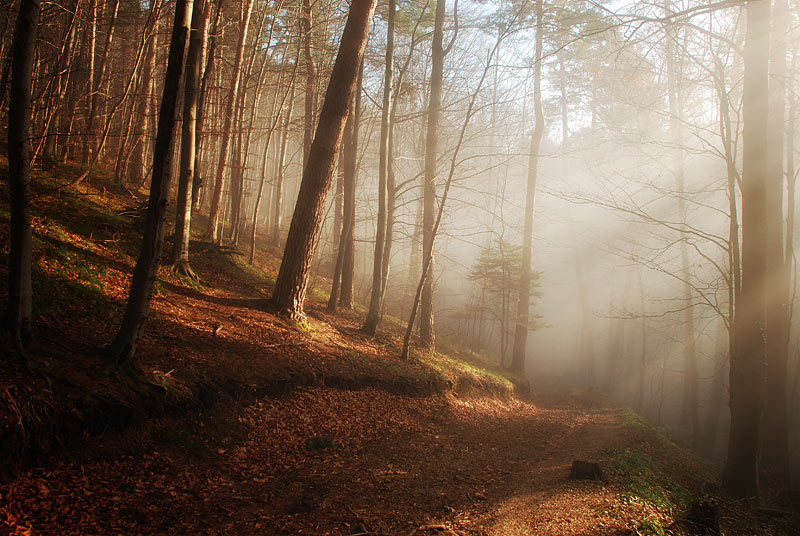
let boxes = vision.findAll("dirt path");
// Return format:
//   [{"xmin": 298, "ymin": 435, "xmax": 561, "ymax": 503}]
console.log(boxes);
[
  {"xmin": 2, "ymin": 382, "xmax": 647, "ymax": 535},
  {"xmin": 2, "ymin": 247, "xmax": 653, "ymax": 535}
]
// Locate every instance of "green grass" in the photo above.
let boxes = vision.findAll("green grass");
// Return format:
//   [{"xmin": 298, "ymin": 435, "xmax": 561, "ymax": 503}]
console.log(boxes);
[{"xmin": 609, "ymin": 447, "xmax": 691, "ymax": 511}]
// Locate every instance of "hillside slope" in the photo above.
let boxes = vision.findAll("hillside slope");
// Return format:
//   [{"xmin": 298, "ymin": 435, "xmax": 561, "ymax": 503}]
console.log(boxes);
[{"xmin": 1, "ymin": 163, "xmax": 798, "ymax": 535}]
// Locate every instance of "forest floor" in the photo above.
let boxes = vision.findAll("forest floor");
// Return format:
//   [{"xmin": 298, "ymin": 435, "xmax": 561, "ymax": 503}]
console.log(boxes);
[{"xmin": 1, "ymin": 158, "xmax": 799, "ymax": 535}]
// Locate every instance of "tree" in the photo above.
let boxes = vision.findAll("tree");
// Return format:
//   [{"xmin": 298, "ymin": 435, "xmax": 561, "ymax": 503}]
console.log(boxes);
[
  {"xmin": 4, "ymin": 0, "xmax": 40, "ymax": 356},
  {"xmin": 420, "ymin": 0, "xmax": 456, "ymax": 349},
  {"xmin": 271, "ymin": 0, "xmax": 378, "ymax": 319},
  {"xmin": 106, "ymin": 0, "xmax": 194, "ymax": 370},
  {"xmin": 362, "ymin": 0, "xmax": 396, "ymax": 335},
  {"xmin": 510, "ymin": 0, "xmax": 544, "ymax": 375},
  {"xmin": 723, "ymin": 0, "xmax": 770, "ymax": 498},
  {"xmin": 172, "ymin": 0, "xmax": 207, "ymax": 280},
  {"xmin": 206, "ymin": 0, "xmax": 255, "ymax": 242},
  {"xmin": 760, "ymin": 0, "xmax": 792, "ymax": 489}
]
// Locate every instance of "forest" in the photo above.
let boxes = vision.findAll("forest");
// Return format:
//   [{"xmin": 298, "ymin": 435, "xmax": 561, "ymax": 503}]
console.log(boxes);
[{"xmin": 1, "ymin": 0, "xmax": 800, "ymax": 532}]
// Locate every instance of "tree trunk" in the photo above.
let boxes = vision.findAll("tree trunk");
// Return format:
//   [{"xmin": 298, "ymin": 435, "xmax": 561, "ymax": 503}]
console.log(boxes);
[
  {"xmin": 510, "ymin": 0, "xmax": 544, "ymax": 375},
  {"xmin": 207, "ymin": 0, "xmax": 255, "ymax": 241},
  {"xmin": 723, "ymin": 0, "xmax": 769, "ymax": 499},
  {"xmin": 250, "ymin": 65, "xmax": 297, "ymax": 265},
  {"xmin": 419, "ymin": 0, "xmax": 447, "ymax": 349},
  {"xmin": 4, "ymin": 0, "xmax": 40, "ymax": 351},
  {"xmin": 129, "ymin": 4, "xmax": 160, "ymax": 185},
  {"xmin": 270, "ymin": 0, "xmax": 377, "ymax": 319},
  {"xmin": 328, "ymin": 157, "xmax": 347, "ymax": 311},
  {"xmin": 703, "ymin": 321, "xmax": 729, "ymax": 459},
  {"xmin": 271, "ymin": 83, "xmax": 294, "ymax": 247},
  {"xmin": 760, "ymin": 0, "xmax": 791, "ymax": 489},
  {"xmin": 664, "ymin": 0, "xmax": 699, "ymax": 447},
  {"xmin": 171, "ymin": 0, "xmax": 205, "ymax": 277},
  {"xmin": 363, "ymin": 0, "xmax": 395, "ymax": 335},
  {"xmin": 301, "ymin": 0, "xmax": 315, "ymax": 164},
  {"xmin": 193, "ymin": 0, "xmax": 223, "ymax": 211},
  {"xmin": 339, "ymin": 65, "xmax": 363, "ymax": 310},
  {"xmin": 105, "ymin": 0, "xmax": 194, "ymax": 370},
  {"xmin": 81, "ymin": 0, "xmax": 97, "ymax": 164}
]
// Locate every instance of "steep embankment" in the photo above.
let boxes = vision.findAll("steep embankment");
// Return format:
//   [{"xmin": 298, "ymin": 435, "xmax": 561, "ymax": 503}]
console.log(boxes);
[{"xmin": 1, "ymin": 162, "xmax": 798, "ymax": 535}]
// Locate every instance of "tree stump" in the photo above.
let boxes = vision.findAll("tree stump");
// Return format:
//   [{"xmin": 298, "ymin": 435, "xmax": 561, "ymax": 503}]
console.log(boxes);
[{"xmin": 568, "ymin": 460, "xmax": 602, "ymax": 480}]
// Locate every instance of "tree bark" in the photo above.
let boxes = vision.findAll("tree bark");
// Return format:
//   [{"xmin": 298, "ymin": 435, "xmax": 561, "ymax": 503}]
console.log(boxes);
[
  {"xmin": 363, "ymin": 0, "xmax": 395, "ymax": 335},
  {"xmin": 419, "ymin": 0, "xmax": 447, "ymax": 349},
  {"xmin": 510, "ymin": 0, "xmax": 544, "ymax": 375},
  {"xmin": 128, "ymin": 3, "xmax": 160, "ymax": 185},
  {"xmin": 207, "ymin": 0, "xmax": 255, "ymax": 242},
  {"xmin": 301, "ymin": 0, "xmax": 315, "ymax": 165},
  {"xmin": 723, "ymin": 0, "xmax": 769, "ymax": 499},
  {"xmin": 106, "ymin": 0, "xmax": 194, "ymax": 370},
  {"xmin": 270, "ymin": 0, "xmax": 377, "ymax": 319},
  {"xmin": 193, "ymin": 0, "xmax": 223, "ymax": 211},
  {"xmin": 339, "ymin": 65, "xmax": 363, "ymax": 310},
  {"xmin": 4, "ymin": 0, "xmax": 40, "ymax": 351},
  {"xmin": 271, "ymin": 83, "xmax": 295, "ymax": 247},
  {"xmin": 172, "ymin": 0, "xmax": 206, "ymax": 277},
  {"xmin": 760, "ymin": 0, "xmax": 791, "ymax": 489}
]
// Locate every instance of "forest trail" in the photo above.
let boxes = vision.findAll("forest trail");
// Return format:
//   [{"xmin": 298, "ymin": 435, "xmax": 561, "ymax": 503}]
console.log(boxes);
[{"xmin": 2, "ymin": 378, "xmax": 645, "ymax": 535}]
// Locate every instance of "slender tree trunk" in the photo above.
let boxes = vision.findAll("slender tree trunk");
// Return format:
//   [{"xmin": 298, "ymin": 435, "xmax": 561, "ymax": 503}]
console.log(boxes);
[
  {"xmin": 363, "ymin": 0, "xmax": 395, "ymax": 335},
  {"xmin": 703, "ymin": 321, "xmax": 729, "ymax": 459},
  {"xmin": 271, "ymin": 83, "xmax": 294, "ymax": 247},
  {"xmin": 207, "ymin": 0, "xmax": 255, "ymax": 241},
  {"xmin": 328, "ymin": 158, "xmax": 347, "ymax": 310},
  {"xmin": 171, "ymin": 0, "xmax": 205, "ymax": 277},
  {"xmin": 664, "ymin": 0, "xmax": 699, "ymax": 446},
  {"xmin": 419, "ymin": 0, "xmax": 447, "ymax": 349},
  {"xmin": 4, "ymin": 0, "xmax": 40, "ymax": 352},
  {"xmin": 192, "ymin": 0, "xmax": 222, "ymax": 211},
  {"xmin": 81, "ymin": 0, "xmax": 97, "ymax": 164},
  {"xmin": 339, "ymin": 66, "xmax": 363, "ymax": 310},
  {"xmin": 129, "ymin": 4, "xmax": 160, "ymax": 185},
  {"xmin": 106, "ymin": 0, "xmax": 194, "ymax": 370},
  {"xmin": 87, "ymin": 0, "xmax": 119, "ymax": 162},
  {"xmin": 510, "ymin": 0, "xmax": 544, "ymax": 375},
  {"xmin": 723, "ymin": 0, "xmax": 770, "ymax": 499},
  {"xmin": 270, "ymin": 0, "xmax": 377, "ymax": 319},
  {"xmin": 301, "ymin": 0, "xmax": 315, "ymax": 164},
  {"xmin": 250, "ymin": 65, "xmax": 296, "ymax": 265}
]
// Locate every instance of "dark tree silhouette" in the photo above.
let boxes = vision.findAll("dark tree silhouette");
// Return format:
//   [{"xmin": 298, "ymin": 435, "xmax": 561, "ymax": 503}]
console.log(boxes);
[
  {"xmin": 105, "ymin": 0, "xmax": 194, "ymax": 370},
  {"xmin": 4, "ymin": 0, "xmax": 40, "ymax": 355}
]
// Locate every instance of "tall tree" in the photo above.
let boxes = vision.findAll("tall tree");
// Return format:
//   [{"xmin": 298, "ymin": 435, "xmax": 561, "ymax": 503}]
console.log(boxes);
[
  {"xmin": 723, "ymin": 0, "xmax": 770, "ymax": 498},
  {"xmin": 663, "ymin": 0, "xmax": 699, "ymax": 447},
  {"xmin": 338, "ymin": 65, "xmax": 363, "ymax": 310},
  {"xmin": 362, "ymin": 0, "xmax": 396, "ymax": 335},
  {"xmin": 172, "ymin": 0, "xmax": 207, "ymax": 279},
  {"xmin": 4, "ymin": 0, "xmax": 40, "ymax": 355},
  {"xmin": 271, "ymin": 0, "xmax": 377, "ymax": 319},
  {"xmin": 106, "ymin": 0, "xmax": 194, "ymax": 370},
  {"xmin": 207, "ymin": 0, "xmax": 255, "ymax": 242},
  {"xmin": 420, "ymin": 0, "xmax": 453, "ymax": 349},
  {"xmin": 510, "ymin": 0, "xmax": 544, "ymax": 375},
  {"xmin": 760, "ymin": 0, "xmax": 791, "ymax": 488}
]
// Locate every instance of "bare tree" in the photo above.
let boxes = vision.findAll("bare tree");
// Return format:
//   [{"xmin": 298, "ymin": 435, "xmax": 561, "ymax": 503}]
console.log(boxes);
[
  {"xmin": 106, "ymin": 0, "xmax": 194, "ymax": 371},
  {"xmin": 510, "ymin": 0, "xmax": 544, "ymax": 375},
  {"xmin": 271, "ymin": 0, "xmax": 378, "ymax": 319},
  {"xmin": 723, "ymin": 0, "xmax": 769, "ymax": 499},
  {"xmin": 4, "ymin": 0, "xmax": 40, "ymax": 357}
]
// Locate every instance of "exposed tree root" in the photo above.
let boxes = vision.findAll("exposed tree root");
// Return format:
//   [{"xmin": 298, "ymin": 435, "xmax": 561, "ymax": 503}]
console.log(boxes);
[{"xmin": 171, "ymin": 259, "xmax": 202, "ymax": 285}]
